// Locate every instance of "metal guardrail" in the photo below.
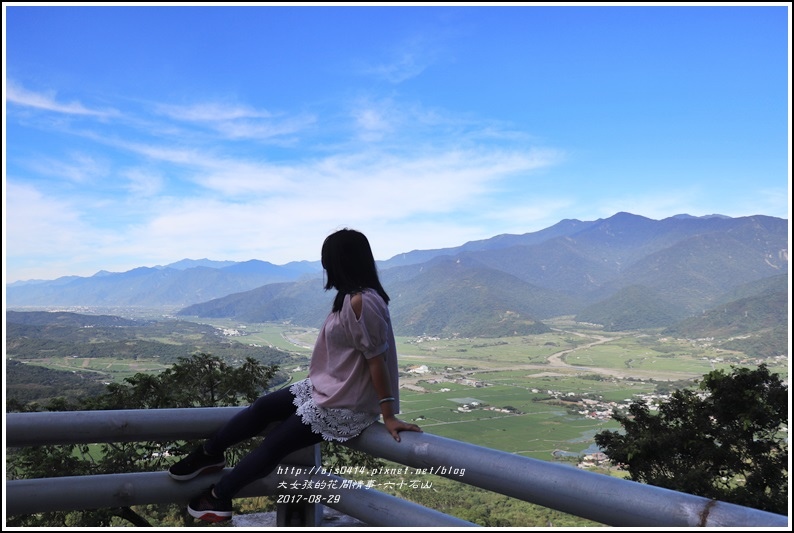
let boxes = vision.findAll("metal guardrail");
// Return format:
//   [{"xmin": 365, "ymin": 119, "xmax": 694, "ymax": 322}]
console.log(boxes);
[
  {"xmin": 5, "ymin": 408, "xmax": 789, "ymax": 528},
  {"xmin": 5, "ymin": 407, "xmax": 476, "ymax": 527},
  {"xmin": 6, "ymin": 470, "xmax": 477, "ymax": 527}
]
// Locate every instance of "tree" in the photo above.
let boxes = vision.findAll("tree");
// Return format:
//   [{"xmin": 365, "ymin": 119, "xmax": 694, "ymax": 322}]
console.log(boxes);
[
  {"xmin": 7, "ymin": 352, "xmax": 280, "ymax": 527},
  {"xmin": 81, "ymin": 352, "xmax": 279, "ymax": 410},
  {"xmin": 8, "ymin": 352, "xmax": 385, "ymax": 527},
  {"xmin": 594, "ymin": 364, "xmax": 787, "ymax": 515}
]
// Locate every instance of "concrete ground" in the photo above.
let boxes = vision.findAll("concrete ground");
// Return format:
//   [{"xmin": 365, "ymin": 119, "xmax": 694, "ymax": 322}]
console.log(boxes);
[{"xmin": 231, "ymin": 506, "xmax": 367, "ymax": 527}]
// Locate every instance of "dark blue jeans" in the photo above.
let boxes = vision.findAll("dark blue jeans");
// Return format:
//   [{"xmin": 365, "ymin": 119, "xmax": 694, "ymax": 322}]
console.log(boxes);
[{"xmin": 205, "ymin": 385, "xmax": 323, "ymax": 499}]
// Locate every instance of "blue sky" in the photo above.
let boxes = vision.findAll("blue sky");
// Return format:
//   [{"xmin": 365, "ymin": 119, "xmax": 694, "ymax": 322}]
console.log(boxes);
[{"xmin": 3, "ymin": 3, "xmax": 791, "ymax": 284}]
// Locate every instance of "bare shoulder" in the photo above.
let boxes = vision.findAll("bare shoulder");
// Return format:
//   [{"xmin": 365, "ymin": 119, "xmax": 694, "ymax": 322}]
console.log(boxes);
[{"xmin": 350, "ymin": 292, "xmax": 363, "ymax": 319}]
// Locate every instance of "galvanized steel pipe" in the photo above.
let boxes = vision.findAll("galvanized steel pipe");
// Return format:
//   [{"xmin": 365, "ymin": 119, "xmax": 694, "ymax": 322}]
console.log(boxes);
[{"xmin": 5, "ymin": 408, "xmax": 788, "ymax": 528}]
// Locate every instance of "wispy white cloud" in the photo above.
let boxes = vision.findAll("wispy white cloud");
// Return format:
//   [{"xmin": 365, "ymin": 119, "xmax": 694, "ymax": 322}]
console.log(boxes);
[
  {"xmin": 360, "ymin": 34, "xmax": 443, "ymax": 84},
  {"xmin": 153, "ymin": 101, "xmax": 316, "ymax": 141},
  {"xmin": 191, "ymin": 160, "xmax": 298, "ymax": 196},
  {"xmin": 25, "ymin": 153, "xmax": 110, "ymax": 185},
  {"xmin": 3, "ymin": 81, "xmax": 563, "ymax": 280},
  {"xmin": 155, "ymin": 102, "xmax": 274, "ymax": 122},
  {"xmin": 214, "ymin": 114, "xmax": 317, "ymax": 141},
  {"xmin": 353, "ymin": 106, "xmax": 394, "ymax": 142},
  {"xmin": 3, "ymin": 182, "xmax": 124, "ymax": 281},
  {"xmin": 0, "ymin": 135, "xmax": 588, "ymax": 281},
  {"xmin": 5, "ymin": 7, "xmax": 787, "ymax": 286},
  {"xmin": 110, "ymin": 139, "xmax": 222, "ymax": 168},
  {"xmin": 367, "ymin": 52, "xmax": 427, "ymax": 84},
  {"xmin": 6, "ymin": 81, "xmax": 117, "ymax": 118},
  {"xmin": 123, "ymin": 169, "xmax": 165, "ymax": 198}
]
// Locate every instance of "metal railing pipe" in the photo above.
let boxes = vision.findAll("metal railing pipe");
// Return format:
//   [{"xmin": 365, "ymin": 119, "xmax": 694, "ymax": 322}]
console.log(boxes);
[
  {"xmin": 281, "ymin": 470, "xmax": 478, "ymax": 527},
  {"xmin": 347, "ymin": 423, "xmax": 788, "ymax": 528},
  {"xmin": 6, "ymin": 407, "xmax": 244, "ymax": 446},
  {"xmin": 7, "ymin": 471, "xmax": 232, "ymax": 514},
  {"xmin": 5, "ymin": 469, "xmax": 477, "ymax": 527},
  {"xmin": 6, "ymin": 409, "xmax": 787, "ymax": 528}
]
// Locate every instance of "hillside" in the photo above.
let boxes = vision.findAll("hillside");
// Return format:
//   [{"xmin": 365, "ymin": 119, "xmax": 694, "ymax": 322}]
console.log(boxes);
[
  {"xmin": 660, "ymin": 274, "xmax": 788, "ymax": 358},
  {"xmin": 385, "ymin": 257, "xmax": 558, "ymax": 337},
  {"xmin": 6, "ymin": 212, "xmax": 788, "ymax": 338},
  {"xmin": 7, "ymin": 260, "xmax": 322, "ymax": 307},
  {"xmin": 6, "ymin": 360, "xmax": 108, "ymax": 406},
  {"xmin": 5, "ymin": 310, "xmax": 142, "ymax": 327},
  {"xmin": 574, "ymin": 285, "xmax": 690, "ymax": 331},
  {"xmin": 5, "ymin": 312, "xmax": 304, "ymax": 367}
]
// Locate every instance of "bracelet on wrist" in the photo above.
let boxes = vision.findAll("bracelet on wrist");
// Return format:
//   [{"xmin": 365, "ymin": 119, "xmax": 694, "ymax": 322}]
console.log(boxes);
[{"xmin": 379, "ymin": 396, "xmax": 395, "ymax": 405}]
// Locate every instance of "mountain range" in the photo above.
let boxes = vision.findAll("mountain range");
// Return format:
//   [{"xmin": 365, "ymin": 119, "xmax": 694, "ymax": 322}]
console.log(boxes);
[{"xmin": 6, "ymin": 212, "xmax": 789, "ymax": 340}]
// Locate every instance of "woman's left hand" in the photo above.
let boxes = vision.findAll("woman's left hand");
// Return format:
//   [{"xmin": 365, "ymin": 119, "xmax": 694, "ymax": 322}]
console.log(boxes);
[{"xmin": 383, "ymin": 416, "xmax": 423, "ymax": 442}]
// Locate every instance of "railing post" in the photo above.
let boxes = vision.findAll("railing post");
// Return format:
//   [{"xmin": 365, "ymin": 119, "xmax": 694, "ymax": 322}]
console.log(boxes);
[
  {"xmin": 6, "ymin": 409, "xmax": 787, "ymax": 528},
  {"xmin": 276, "ymin": 444, "xmax": 322, "ymax": 527}
]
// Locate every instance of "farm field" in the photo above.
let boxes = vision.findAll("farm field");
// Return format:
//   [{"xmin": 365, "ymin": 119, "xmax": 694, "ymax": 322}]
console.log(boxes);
[
  {"xmin": 17, "ymin": 316, "xmax": 787, "ymax": 464},
  {"xmin": 12, "ymin": 313, "xmax": 787, "ymax": 527},
  {"xmin": 177, "ymin": 318, "xmax": 788, "ymax": 462},
  {"xmin": 20, "ymin": 355, "xmax": 172, "ymax": 384}
]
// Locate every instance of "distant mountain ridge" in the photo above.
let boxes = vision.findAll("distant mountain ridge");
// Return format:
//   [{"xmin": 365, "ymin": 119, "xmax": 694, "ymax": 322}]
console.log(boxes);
[
  {"xmin": 6, "ymin": 212, "xmax": 788, "ymax": 340},
  {"xmin": 7, "ymin": 259, "xmax": 322, "ymax": 307}
]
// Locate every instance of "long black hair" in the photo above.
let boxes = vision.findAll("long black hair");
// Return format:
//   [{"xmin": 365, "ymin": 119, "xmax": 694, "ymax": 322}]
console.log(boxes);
[{"xmin": 321, "ymin": 228, "xmax": 390, "ymax": 313}]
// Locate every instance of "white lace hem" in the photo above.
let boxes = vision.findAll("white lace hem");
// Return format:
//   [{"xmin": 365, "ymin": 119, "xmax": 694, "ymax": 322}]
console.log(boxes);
[{"xmin": 290, "ymin": 378, "xmax": 378, "ymax": 442}]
